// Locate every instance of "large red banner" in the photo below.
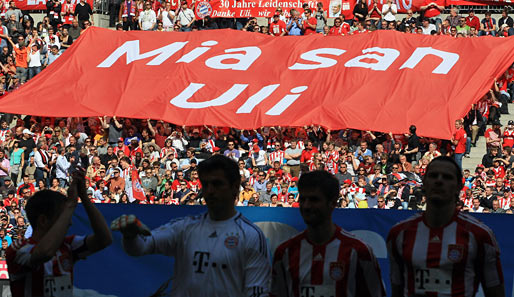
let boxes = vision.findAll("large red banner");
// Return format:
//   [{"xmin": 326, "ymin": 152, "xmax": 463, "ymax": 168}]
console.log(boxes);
[
  {"xmin": 1, "ymin": 27, "xmax": 514, "ymax": 139},
  {"xmin": 15, "ymin": 0, "xmax": 93, "ymax": 11}
]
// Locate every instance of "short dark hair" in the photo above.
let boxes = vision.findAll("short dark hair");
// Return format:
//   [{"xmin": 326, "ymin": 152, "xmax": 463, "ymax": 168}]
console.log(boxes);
[
  {"xmin": 425, "ymin": 156, "xmax": 463, "ymax": 189},
  {"xmin": 25, "ymin": 190, "xmax": 67, "ymax": 229},
  {"xmin": 298, "ymin": 170, "xmax": 340, "ymax": 202},
  {"xmin": 198, "ymin": 155, "xmax": 241, "ymax": 186}
]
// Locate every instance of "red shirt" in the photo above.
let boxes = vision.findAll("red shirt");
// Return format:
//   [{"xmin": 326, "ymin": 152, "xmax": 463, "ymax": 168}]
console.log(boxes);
[
  {"xmin": 453, "ymin": 127, "xmax": 466, "ymax": 154},
  {"xmin": 303, "ymin": 17, "xmax": 317, "ymax": 35},
  {"xmin": 341, "ymin": 0, "xmax": 355, "ymax": 20},
  {"xmin": 271, "ymin": 226, "xmax": 385, "ymax": 297},
  {"xmin": 270, "ymin": 20, "xmax": 287, "ymax": 36},
  {"xmin": 503, "ymin": 129, "xmax": 514, "ymax": 148},
  {"xmin": 328, "ymin": 23, "xmax": 350, "ymax": 36},
  {"xmin": 387, "ymin": 212, "xmax": 503, "ymax": 297},
  {"xmin": 368, "ymin": 5, "xmax": 382, "ymax": 18},
  {"xmin": 466, "ymin": 15, "xmax": 480, "ymax": 30},
  {"xmin": 423, "ymin": 0, "xmax": 444, "ymax": 18},
  {"xmin": 6, "ymin": 235, "xmax": 90, "ymax": 297}
]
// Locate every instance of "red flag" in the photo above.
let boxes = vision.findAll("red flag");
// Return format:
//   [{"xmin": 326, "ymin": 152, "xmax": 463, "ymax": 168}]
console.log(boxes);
[
  {"xmin": 131, "ymin": 168, "xmax": 146, "ymax": 201},
  {"xmin": 1, "ymin": 28, "xmax": 514, "ymax": 140}
]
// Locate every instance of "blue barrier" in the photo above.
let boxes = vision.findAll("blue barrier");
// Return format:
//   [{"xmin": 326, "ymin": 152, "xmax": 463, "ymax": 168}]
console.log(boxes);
[{"xmin": 70, "ymin": 205, "xmax": 514, "ymax": 297}]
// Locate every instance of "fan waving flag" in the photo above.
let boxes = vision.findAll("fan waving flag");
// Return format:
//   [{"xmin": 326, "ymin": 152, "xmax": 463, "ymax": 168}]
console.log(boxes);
[
  {"xmin": 131, "ymin": 168, "xmax": 146, "ymax": 201},
  {"xmin": 1, "ymin": 27, "xmax": 514, "ymax": 139}
]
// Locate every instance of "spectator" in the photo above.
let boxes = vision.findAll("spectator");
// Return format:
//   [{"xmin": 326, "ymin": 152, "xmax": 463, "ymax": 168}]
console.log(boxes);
[
  {"xmin": 352, "ymin": 0, "xmax": 368, "ymax": 23},
  {"xmin": 419, "ymin": 0, "xmax": 444, "ymax": 31},
  {"xmin": 368, "ymin": 0, "xmax": 382, "ymax": 28},
  {"xmin": 175, "ymin": 1, "xmax": 195, "ymax": 32},
  {"xmin": 314, "ymin": 2, "xmax": 327, "ymax": 33},
  {"xmin": 498, "ymin": 9, "xmax": 513, "ymax": 31},
  {"xmin": 119, "ymin": 0, "xmax": 137, "ymax": 31},
  {"xmin": 445, "ymin": 7, "xmax": 460, "ymax": 27},
  {"xmin": 465, "ymin": 9, "xmax": 480, "ymax": 31},
  {"xmin": 381, "ymin": 0, "xmax": 397, "ymax": 24},
  {"xmin": 27, "ymin": 42, "xmax": 41, "ymax": 80},
  {"xmin": 5, "ymin": 1, "xmax": 22, "ymax": 23},
  {"xmin": 456, "ymin": 17, "xmax": 470, "ymax": 35},
  {"xmin": 452, "ymin": 119, "xmax": 467, "ymax": 169},
  {"xmin": 269, "ymin": 13, "xmax": 287, "ymax": 36},
  {"xmin": 421, "ymin": 18, "xmax": 436, "ymax": 35},
  {"xmin": 303, "ymin": 9, "xmax": 317, "ymax": 35},
  {"xmin": 138, "ymin": 1, "xmax": 156, "ymax": 31},
  {"xmin": 328, "ymin": 17, "xmax": 350, "ymax": 35},
  {"xmin": 74, "ymin": 0, "xmax": 94, "ymax": 29},
  {"xmin": 68, "ymin": 19, "xmax": 81, "ymax": 39},
  {"xmin": 286, "ymin": 9, "xmax": 303, "ymax": 36},
  {"xmin": 480, "ymin": 11, "xmax": 496, "ymax": 36},
  {"xmin": 157, "ymin": 2, "xmax": 174, "ymax": 31}
]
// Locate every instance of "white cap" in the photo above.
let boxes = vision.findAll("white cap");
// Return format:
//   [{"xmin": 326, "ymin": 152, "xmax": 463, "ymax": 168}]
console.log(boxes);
[{"xmin": 22, "ymin": 129, "xmax": 33, "ymax": 135}]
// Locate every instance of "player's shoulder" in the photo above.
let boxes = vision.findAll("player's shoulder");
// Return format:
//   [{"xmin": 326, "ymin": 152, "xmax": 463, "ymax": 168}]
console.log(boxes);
[
  {"xmin": 336, "ymin": 227, "xmax": 375, "ymax": 259},
  {"xmin": 233, "ymin": 213, "xmax": 268, "ymax": 252},
  {"xmin": 456, "ymin": 212, "xmax": 496, "ymax": 241},
  {"xmin": 158, "ymin": 212, "xmax": 208, "ymax": 231},
  {"xmin": 233, "ymin": 212, "xmax": 264, "ymax": 237},
  {"xmin": 273, "ymin": 230, "xmax": 305, "ymax": 260},
  {"xmin": 387, "ymin": 212, "xmax": 423, "ymax": 240}
]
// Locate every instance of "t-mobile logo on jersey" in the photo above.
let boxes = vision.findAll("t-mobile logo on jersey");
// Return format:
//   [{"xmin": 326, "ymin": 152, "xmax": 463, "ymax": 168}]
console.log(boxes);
[
  {"xmin": 193, "ymin": 251, "xmax": 210, "ymax": 273},
  {"xmin": 193, "ymin": 251, "xmax": 228, "ymax": 273}
]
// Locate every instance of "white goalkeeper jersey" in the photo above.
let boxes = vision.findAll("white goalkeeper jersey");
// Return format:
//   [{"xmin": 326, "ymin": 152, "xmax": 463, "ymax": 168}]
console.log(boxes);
[{"xmin": 123, "ymin": 211, "xmax": 271, "ymax": 297}]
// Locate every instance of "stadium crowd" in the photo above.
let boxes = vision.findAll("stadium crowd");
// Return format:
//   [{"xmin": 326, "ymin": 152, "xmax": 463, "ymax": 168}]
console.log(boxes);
[
  {"xmin": 0, "ymin": 0, "xmax": 512, "ymax": 259},
  {"xmin": 0, "ymin": 68, "xmax": 511, "ymax": 215}
]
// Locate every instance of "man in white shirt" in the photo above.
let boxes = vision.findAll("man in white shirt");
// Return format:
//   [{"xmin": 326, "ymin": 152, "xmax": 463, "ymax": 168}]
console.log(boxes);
[
  {"xmin": 55, "ymin": 147, "xmax": 72, "ymax": 188},
  {"xmin": 381, "ymin": 0, "xmax": 397, "ymax": 23},
  {"xmin": 139, "ymin": 1, "xmax": 156, "ymax": 31},
  {"xmin": 421, "ymin": 17, "xmax": 437, "ymax": 34},
  {"xmin": 158, "ymin": 2, "xmax": 175, "ymax": 31},
  {"xmin": 176, "ymin": 1, "xmax": 195, "ymax": 31},
  {"xmin": 112, "ymin": 155, "xmax": 271, "ymax": 296}
]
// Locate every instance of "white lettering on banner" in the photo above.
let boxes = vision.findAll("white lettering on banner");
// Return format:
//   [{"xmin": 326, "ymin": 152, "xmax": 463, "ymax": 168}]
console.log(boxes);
[
  {"xmin": 265, "ymin": 86, "xmax": 308, "ymax": 115},
  {"xmin": 27, "ymin": 0, "xmax": 46, "ymax": 5},
  {"xmin": 176, "ymin": 41, "xmax": 218, "ymax": 63},
  {"xmin": 170, "ymin": 83, "xmax": 248, "ymax": 108},
  {"xmin": 170, "ymin": 83, "xmax": 306, "ymax": 115},
  {"xmin": 204, "ymin": 47, "xmax": 261, "ymax": 71},
  {"xmin": 27, "ymin": 0, "xmax": 81, "ymax": 5},
  {"xmin": 289, "ymin": 48, "xmax": 346, "ymax": 70},
  {"xmin": 97, "ymin": 40, "xmax": 188, "ymax": 67},
  {"xmin": 236, "ymin": 84, "xmax": 281, "ymax": 113},
  {"xmin": 97, "ymin": 42, "xmax": 460, "ymax": 74},
  {"xmin": 344, "ymin": 47, "xmax": 400, "ymax": 71},
  {"xmin": 399, "ymin": 47, "xmax": 460, "ymax": 74}
]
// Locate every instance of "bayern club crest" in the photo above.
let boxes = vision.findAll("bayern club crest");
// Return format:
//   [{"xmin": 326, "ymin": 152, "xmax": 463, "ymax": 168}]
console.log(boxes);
[
  {"xmin": 329, "ymin": 262, "xmax": 345, "ymax": 281},
  {"xmin": 447, "ymin": 244, "xmax": 464, "ymax": 263},
  {"xmin": 195, "ymin": 1, "xmax": 212, "ymax": 19},
  {"xmin": 224, "ymin": 235, "xmax": 239, "ymax": 249}
]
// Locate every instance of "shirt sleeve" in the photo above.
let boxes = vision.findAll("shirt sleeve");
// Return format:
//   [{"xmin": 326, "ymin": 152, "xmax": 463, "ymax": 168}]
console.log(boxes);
[
  {"xmin": 122, "ymin": 217, "xmax": 184, "ymax": 257},
  {"xmin": 480, "ymin": 228, "xmax": 504, "ymax": 288},
  {"xmin": 243, "ymin": 228, "xmax": 271, "ymax": 297},
  {"xmin": 356, "ymin": 242, "xmax": 386, "ymax": 297},
  {"xmin": 387, "ymin": 229, "xmax": 404, "ymax": 287},
  {"xmin": 270, "ymin": 246, "xmax": 288, "ymax": 297}
]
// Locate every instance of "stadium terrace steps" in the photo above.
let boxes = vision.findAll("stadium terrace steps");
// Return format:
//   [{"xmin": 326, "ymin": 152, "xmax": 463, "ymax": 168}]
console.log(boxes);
[{"xmin": 463, "ymin": 103, "xmax": 514, "ymax": 172}]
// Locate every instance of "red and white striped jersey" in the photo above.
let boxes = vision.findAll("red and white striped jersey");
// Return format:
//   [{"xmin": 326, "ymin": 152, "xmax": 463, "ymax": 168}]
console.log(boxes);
[
  {"xmin": 268, "ymin": 150, "xmax": 285, "ymax": 165},
  {"xmin": 188, "ymin": 180, "xmax": 202, "ymax": 193},
  {"xmin": 387, "ymin": 212, "xmax": 503, "ymax": 297},
  {"xmin": 6, "ymin": 235, "xmax": 91, "ymax": 297},
  {"xmin": 160, "ymin": 146, "xmax": 178, "ymax": 159},
  {"xmin": 0, "ymin": 129, "xmax": 9, "ymax": 143},
  {"xmin": 497, "ymin": 197, "xmax": 510, "ymax": 209},
  {"xmin": 461, "ymin": 197, "xmax": 473, "ymax": 209},
  {"xmin": 271, "ymin": 226, "xmax": 385, "ymax": 297}
]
